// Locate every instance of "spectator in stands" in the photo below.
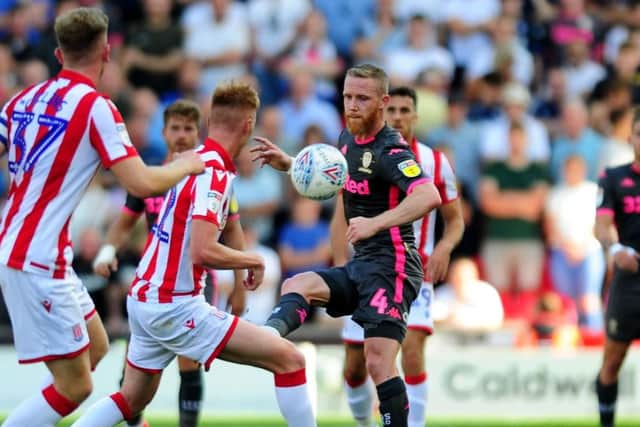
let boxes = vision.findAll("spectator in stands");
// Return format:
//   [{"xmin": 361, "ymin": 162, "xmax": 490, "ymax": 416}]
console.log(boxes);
[
  {"xmin": 466, "ymin": 15, "xmax": 534, "ymax": 87},
  {"xmin": 280, "ymin": 9, "xmax": 342, "ymax": 102},
  {"xmin": 547, "ymin": 0, "xmax": 595, "ymax": 66},
  {"xmin": 550, "ymin": 99, "xmax": 604, "ymax": 183},
  {"xmin": 121, "ymin": 0, "xmax": 183, "ymax": 99},
  {"xmin": 599, "ymin": 108, "xmax": 634, "ymax": 172},
  {"xmin": 442, "ymin": 0, "xmax": 501, "ymax": 70},
  {"xmin": 479, "ymin": 121, "xmax": 549, "ymax": 318},
  {"xmin": 313, "ymin": 0, "xmax": 375, "ymax": 61},
  {"xmin": 466, "ymin": 71, "xmax": 504, "ymax": 122},
  {"xmin": 561, "ymin": 39, "xmax": 605, "ymax": 100},
  {"xmin": 432, "ymin": 257, "xmax": 504, "ymax": 332},
  {"xmin": 233, "ymin": 143, "xmax": 283, "ymax": 244},
  {"xmin": 278, "ymin": 196, "xmax": 330, "ymax": 279},
  {"xmin": 248, "ymin": 0, "xmax": 310, "ymax": 106},
  {"xmin": 256, "ymin": 106, "xmax": 296, "ymax": 156},
  {"xmin": 428, "ymin": 92, "xmax": 481, "ymax": 202},
  {"xmin": 0, "ymin": 1, "xmax": 40, "ymax": 62},
  {"xmin": 413, "ymin": 68, "xmax": 448, "ymax": 137},
  {"xmin": 181, "ymin": 0, "xmax": 250, "ymax": 97},
  {"xmin": 527, "ymin": 291, "xmax": 580, "ymax": 348},
  {"xmin": 385, "ymin": 14, "xmax": 454, "ymax": 87},
  {"xmin": 31, "ymin": 0, "xmax": 79, "ymax": 76},
  {"xmin": 16, "ymin": 58, "xmax": 48, "ymax": 87},
  {"xmin": 594, "ymin": 41, "xmax": 640, "ymax": 105},
  {"xmin": 278, "ymin": 70, "xmax": 342, "ymax": 143},
  {"xmin": 351, "ymin": 0, "xmax": 403, "ymax": 67},
  {"xmin": 480, "ymin": 82, "xmax": 550, "ymax": 163},
  {"xmin": 533, "ymin": 67, "xmax": 566, "ymax": 137},
  {"xmin": 545, "ymin": 154, "xmax": 604, "ymax": 333}
]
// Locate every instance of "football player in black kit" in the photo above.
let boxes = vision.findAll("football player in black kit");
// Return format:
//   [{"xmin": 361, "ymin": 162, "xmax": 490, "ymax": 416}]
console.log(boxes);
[
  {"xmin": 595, "ymin": 108, "xmax": 640, "ymax": 427},
  {"xmin": 92, "ymin": 100, "xmax": 244, "ymax": 427},
  {"xmin": 252, "ymin": 64, "xmax": 442, "ymax": 427}
]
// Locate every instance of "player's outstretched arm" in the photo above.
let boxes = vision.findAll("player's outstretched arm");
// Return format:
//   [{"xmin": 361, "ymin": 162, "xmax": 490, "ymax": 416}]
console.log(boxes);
[
  {"xmin": 191, "ymin": 219, "xmax": 265, "ymax": 289},
  {"xmin": 250, "ymin": 136, "xmax": 293, "ymax": 172},
  {"xmin": 110, "ymin": 152, "xmax": 204, "ymax": 198},
  {"xmin": 330, "ymin": 192, "xmax": 350, "ymax": 266},
  {"xmin": 347, "ymin": 182, "xmax": 441, "ymax": 244},
  {"xmin": 93, "ymin": 211, "xmax": 140, "ymax": 277}
]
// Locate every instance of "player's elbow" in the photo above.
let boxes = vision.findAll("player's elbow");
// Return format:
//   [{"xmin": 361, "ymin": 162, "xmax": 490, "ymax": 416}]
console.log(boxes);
[{"xmin": 414, "ymin": 182, "xmax": 441, "ymax": 214}]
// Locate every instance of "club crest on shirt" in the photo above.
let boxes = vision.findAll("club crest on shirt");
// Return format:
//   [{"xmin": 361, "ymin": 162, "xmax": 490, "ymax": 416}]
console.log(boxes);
[
  {"xmin": 72, "ymin": 323, "xmax": 83, "ymax": 342},
  {"xmin": 398, "ymin": 159, "xmax": 421, "ymax": 178},
  {"xmin": 116, "ymin": 123, "xmax": 133, "ymax": 147},
  {"xmin": 358, "ymin": 150, "xmax": 374, "ymax": 174},
  {"xmin": 207, "ymin": 191, "xmax": 222, "ymax": 214}
]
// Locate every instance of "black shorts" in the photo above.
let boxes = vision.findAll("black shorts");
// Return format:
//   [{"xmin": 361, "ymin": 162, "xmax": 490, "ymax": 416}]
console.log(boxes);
[
  {"xmin": 605, "ymin": 268, "xmax": 640, "ymax": 342},
  {"xmin": 315, "ymin": 257, "xmax": 422, "ymax": 343}
]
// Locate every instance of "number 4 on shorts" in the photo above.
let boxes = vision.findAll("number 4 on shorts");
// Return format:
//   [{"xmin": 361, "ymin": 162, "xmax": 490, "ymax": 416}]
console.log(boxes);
[{"xmin": 370, "ymin": 288, "xmax": 388, "ymax": 314}]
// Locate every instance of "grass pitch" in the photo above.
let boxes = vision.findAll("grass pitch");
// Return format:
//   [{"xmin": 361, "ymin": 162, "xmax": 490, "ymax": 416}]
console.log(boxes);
[{"xmin": 49, "ymin": 415, "xmax": 640, "ymax": 426}]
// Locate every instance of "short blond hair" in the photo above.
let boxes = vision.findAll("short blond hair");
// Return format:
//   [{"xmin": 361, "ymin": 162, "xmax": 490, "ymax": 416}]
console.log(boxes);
[
  {"xmin": 346, "ymin": 64, "xmax": 389, "ymax": 95},
  {"xmin": 54, "ymin": 7, "xmax": 108, "ymax": 63},
  {"xmin": 210, "ymin": 82, "xmax": 260, "ymax": 129}
]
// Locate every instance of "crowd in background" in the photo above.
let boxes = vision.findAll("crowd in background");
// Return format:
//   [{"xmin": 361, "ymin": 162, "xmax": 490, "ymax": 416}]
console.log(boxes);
[{"xmin": 0, "ymin": 0, "xmax": 638, "ymax": 349}]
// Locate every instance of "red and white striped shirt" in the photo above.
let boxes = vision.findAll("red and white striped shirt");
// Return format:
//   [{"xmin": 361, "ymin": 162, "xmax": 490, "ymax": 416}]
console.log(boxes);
[
  {"xmin": 0, "ymin": 69, "xmax": 138, "ymax": 278},
  {"xmin": 130, "ymin": 138, "xmax": 236, "ymax": 303},
  {"xmin": 410, "ymin": 139, "xmax": 458, "ymax": 265}
]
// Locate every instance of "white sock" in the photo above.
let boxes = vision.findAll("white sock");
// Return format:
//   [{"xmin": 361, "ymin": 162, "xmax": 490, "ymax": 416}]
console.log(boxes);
[
  {"xmin": 3, "ymin": 385, "xmax": 75, "ymax": 427},
  {"xmin": 274, "ymin": 369, "xmax": 315, "ymax": 427},
  {"xmin": 345, "ymin": 378, "xmax": 375, "ymax": 427},
  {"xmin": 71, "ymin": 393, "xmax": 130, "ymax": 427},
  {"xmin": 406, "ymin": 374, "xmax": 428, "ymax": 427}
]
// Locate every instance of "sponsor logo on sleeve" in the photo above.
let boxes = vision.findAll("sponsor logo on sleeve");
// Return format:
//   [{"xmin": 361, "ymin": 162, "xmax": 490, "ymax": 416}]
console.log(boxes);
[
  {"xmin": 398, "ymin": 159, "xmax": 421, "ymax": 178},
  {"xmin": 207, "ymin": 191, "xmax": 222, "ymax": 214},
  {"xmin": 116, "ymin": 123, "xmax": 133, "ymax": 147}
]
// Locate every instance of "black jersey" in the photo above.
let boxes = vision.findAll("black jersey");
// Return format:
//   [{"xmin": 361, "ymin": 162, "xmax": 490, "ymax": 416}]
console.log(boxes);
[
  {"xmin": 597, "ymin": 163, "xmax": 640, "ymax": 251},
  {"xmin": 338, "ymin": 125, "xmax": 430, "ymax": 260}
]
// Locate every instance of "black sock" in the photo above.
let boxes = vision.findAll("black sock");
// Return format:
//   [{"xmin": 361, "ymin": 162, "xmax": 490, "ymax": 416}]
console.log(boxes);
[
  {"xmin": 265, "ymin": 293, "xmax": 310, "ymax": 337},
  {"xmin": 377, "ymin": 376, "xmax": 408, "ymax": 427},
  {"xmin": 596, "ymin": 377, "xmax": 617, "ymax": 427},
  {"xmin": 179, "ymin": 369, "xmax": 204, "ymax": 427}
]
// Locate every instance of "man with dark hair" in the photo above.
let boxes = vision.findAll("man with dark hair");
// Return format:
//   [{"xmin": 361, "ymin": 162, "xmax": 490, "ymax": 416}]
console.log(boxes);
[
  {"xmin": 93, "ymin": 99, "xmax": 244, "ymax": 427},
  {"xmin": 253, "ymin": 64, "xmax": 442, "ymax": 426},
  {"xmin": 71, "ymin": 82, "xmax": 315, "ymax": 427},
  {"xmin": 595, "ymin": 108, "xmax": 640, "ymax": 427},
  {"xmin": 0, "ymin": 7, "xmax": 203, "ymax": 427},
  {"xmin": 341, "ymin": 86, "xmax": 464, "ymax": 427}
]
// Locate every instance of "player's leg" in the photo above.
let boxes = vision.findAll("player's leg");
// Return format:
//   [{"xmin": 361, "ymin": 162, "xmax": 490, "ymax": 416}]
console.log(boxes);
[
  {"xmin": 0, "ymin": 267, "xmax": 94, "ymax": 427},
  {"xmin": 576, "ymin": 249, "xmax": 605, "ymax": 331},
  {"xmin": 70, "ymin": 364, "xmax": 163, "ymax": 427},
  {"xmin": 264, "ymin": 271, "xmax": 332, "ymax": 337},
  {"xmin": 342, "ymin": 317, "xmax": 375, "ymax": 427},
  {"xmin": 365, "ymin": 334, "xmax": 407, "ymax": 427},
  {"xmin": 402, "ymin": 283, "xmax": 435, "ymax": 427},
  {"xmin": 85, "ymin": 308, "xmax": 110, "ymax": 370},
  {"xmin": 177, "ymin": 356, "xmax": 203, "ymax": 427},
  {"xmin": 217, "ymin": 317, "xmax": 315, "ymax": 427},
  {"xmin": 597, "ymin": 338, "xmax": 631, "ymax": 427}
]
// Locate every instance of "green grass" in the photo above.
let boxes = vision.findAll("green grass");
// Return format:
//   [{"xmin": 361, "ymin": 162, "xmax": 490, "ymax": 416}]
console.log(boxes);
[{"xmin": 48, "ymin": 416, "xmax": 640, "ymax": 427}]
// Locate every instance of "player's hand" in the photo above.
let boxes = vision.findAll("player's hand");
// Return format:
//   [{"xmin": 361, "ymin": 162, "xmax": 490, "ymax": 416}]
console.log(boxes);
[
  {"xmin": 427, "ymin": 243, "xmax": 452, "ymax": 283},
  {"xmin": 346, "ymin": 216, "xmax": 380, "ymax": 244},
  {"xmin": 173, "ymin": 150, "xmax": 205, "ymax": 175},
  {"xmin": 244, "ymin": 263, "xmax": 265, "ymax": 291},
  {"xmin": 93, "ymin": 244, "xmax": 118, "ymax": 278},
  {"xmin": 613, "ymin": 249, "xmax": 640, "ymax": 272},
  {"xmin": 251, "ymin": 137, "xmax": 293, "ymax": 172}
]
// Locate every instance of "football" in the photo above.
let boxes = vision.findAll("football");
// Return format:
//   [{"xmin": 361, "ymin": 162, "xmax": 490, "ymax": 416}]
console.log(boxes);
[{"xmin": 290, "ymin": 143, "xmax": 348, "ymax": 200}]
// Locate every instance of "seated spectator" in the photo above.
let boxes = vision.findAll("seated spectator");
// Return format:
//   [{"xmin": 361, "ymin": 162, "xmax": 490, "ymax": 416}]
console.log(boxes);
[
  {"xmin": 561, "ymin": 39, "xmax": 605, "ymax": 100},
  {"xmin": 432, "ymin": 257, "xmax": 504, "ymax": 332},
  {"xmin": 278, "ymin": 196, "xmax": 331, "ymax": 279},
  {"xmin": 479, "ymin": 121, "xmax": 549, "ymax": 318},
  {"xmin": 466, "ymin": 71, "xmax": 504, "ymax": 123},
  {"xmin": 385, "ymin": 14, "xmax": 454, "ymax": 87},
  {"xmin": 351, "ymin": 0, "xmax": 404, "ymax": 67},
  {"xmin": 280, "ymin": 9, "xmax": 342, "ymax": 101},
  {"xmin": 524, "ymin": 291, "xmax": 580, "ymax": 349},
  {"xmin": 181, "ymin": 0, "xmax": 250, "ymax": 98},
  {"xmin": 599, "ymin": 107, "xmax": 634, "ymax": 172},
  {"xmin": 278, "ymin": 70, "xmax": 342, "ymax": 144},
  {"xmin": 480, "ymin": 82, "xmax": 550, "ymax": 163},
  {"xmin": 550, "ymin": 99, "xmax": 604, "ymax": 183},
  {"xmin": 414, "ymin": 68, "xmax": 448, "ymax": 137},
  {"xmin": 545, "ymin": 154, "xmax": 604, "ymax": 333},
  {"xmin": 233, "ymin": 144, "xmax": 283, "ymax": 244},
  {"xmin": 121, "ymin": 0, "xmax": 183, "ymax": 99},
  {"xmin": 533, "ymin": 67, "xmax": 566, "ymax": 137}
]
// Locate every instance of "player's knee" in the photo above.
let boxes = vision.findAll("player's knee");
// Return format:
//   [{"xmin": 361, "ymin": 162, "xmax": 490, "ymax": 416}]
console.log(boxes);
[
  {"xmin": 66, "ymin": 376, "xmax": 93, "ymax": 403},
  {"xmin": 365, "ymin": 351, "xmax": 392, "ymax": 384},
  {"xmin": 273, "ymin": 340, "xmax": 306, "ymax": 374},
  {"xmin": 281, "ymin": 272, "xmax": 325, "ymax": 301},
  {"xmin": 344, "ymin": 362, "xmax": 367, "ymax": 386}
]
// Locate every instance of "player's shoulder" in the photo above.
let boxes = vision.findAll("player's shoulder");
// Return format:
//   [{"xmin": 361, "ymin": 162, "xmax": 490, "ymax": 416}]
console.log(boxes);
[
  {"xmin": 601, "ymin": 163, "xmax": 633, "ymax": 182},
  {"xmin": 377, "ymin": 126, "xmax": 410, "ymax": 153}
]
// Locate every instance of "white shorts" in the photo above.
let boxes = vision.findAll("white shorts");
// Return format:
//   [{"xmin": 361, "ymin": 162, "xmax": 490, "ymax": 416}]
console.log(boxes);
[
  {"xmin": 126, "ymin": 295, "xmax": 238, "ymax": 373},
  {"xmin": 0, "ymin": 264, "xmax": 96, "ymax": 363},
  {"xmin": 341, "ymin": 282, "xmax": 434, "ymax": 343}
]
